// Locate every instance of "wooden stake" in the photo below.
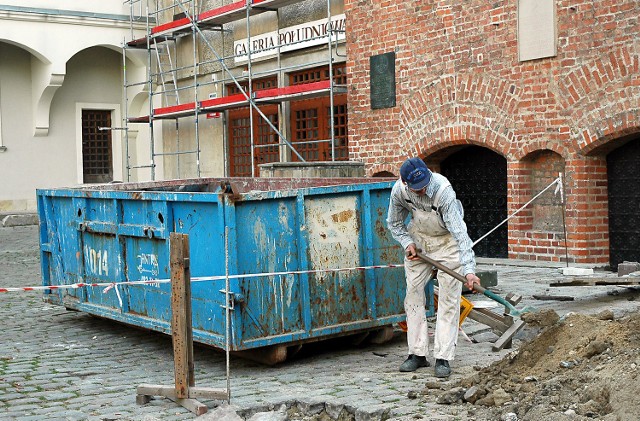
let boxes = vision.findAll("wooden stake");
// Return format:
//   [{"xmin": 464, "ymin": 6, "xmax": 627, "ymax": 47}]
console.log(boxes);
[
  {"xmin": 170, "ymin": 232, "xmax": 193, "ymax": 398},
  {"xmin": 136, "ymin": 233, "xmax": 227, "ymax": 415}
]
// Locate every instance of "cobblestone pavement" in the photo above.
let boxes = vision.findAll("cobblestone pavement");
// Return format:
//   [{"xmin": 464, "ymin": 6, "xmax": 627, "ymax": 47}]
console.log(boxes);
[{"xmin": 1, "ymin": 225, "xmax": 639, "ymax": 420}]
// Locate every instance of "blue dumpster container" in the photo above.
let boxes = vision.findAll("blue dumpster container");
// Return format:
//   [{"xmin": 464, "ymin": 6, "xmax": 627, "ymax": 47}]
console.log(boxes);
[{"xmin": 37, "ymin": 177, "xmax": 434, "ymax": 361}]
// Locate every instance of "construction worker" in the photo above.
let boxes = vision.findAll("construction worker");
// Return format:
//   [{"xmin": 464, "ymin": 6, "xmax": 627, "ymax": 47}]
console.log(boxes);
[{"xmin": 387, "ymin": 157, "xmax": 481, "ymax": 377}]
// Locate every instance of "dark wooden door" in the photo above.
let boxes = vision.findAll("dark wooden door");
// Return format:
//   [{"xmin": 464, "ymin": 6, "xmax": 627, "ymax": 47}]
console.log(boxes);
[
  {"xmin": 82, "ymin": 109, "xmax": 113, "ymax": 183},
  {"xmin": 441, "ymin": 146, "xmax": 508, "ymax": 258},
  {"xmin": 227, "ymin": 77, "xmax": 279, "ymax": 176},
  {"xmin": 607, "ymin": 137, "xmax": 640, "ymax": 270}
]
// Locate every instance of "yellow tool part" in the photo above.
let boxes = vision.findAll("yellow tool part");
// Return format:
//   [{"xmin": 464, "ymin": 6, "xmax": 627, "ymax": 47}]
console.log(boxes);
[
  {"xmin": 397, "ymin": 288, "xmax": 475, "ymax": 332},
  {"xmin": 434, "ymin": 291, "xmax": 475, "ymax": 327}
]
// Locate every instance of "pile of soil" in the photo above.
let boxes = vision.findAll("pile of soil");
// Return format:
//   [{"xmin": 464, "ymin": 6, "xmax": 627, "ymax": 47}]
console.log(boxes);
[{"xmin": 445, "ymin": 311, "xmax": 640, "ymax": 420}]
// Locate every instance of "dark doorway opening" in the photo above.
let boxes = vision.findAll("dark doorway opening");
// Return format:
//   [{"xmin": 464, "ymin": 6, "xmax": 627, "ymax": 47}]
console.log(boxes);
[
  {"xmin": 440, "ymin": 146, "xmax": 508, "ymax": 258},
  {"xmin": 607, "ymin": 137, "xmax": 640, "ymax": 270}
]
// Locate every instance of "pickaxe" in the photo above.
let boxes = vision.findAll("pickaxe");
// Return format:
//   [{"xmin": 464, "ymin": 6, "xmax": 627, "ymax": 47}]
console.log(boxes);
[{"xmin": 416, "ymin": 250, "xmax": 536, "ymax": 317}]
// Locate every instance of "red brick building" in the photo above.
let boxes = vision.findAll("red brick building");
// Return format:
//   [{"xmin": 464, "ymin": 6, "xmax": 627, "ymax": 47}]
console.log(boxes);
[{"xmin": 345, "ymin": 1, "xmax": 640, "ymax": 268}]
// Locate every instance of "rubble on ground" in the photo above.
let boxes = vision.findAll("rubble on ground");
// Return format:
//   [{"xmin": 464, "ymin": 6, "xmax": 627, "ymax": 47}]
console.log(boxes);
[{"xmin": 437, "ymin": 311, "xmax": 640, "ymax": 421}]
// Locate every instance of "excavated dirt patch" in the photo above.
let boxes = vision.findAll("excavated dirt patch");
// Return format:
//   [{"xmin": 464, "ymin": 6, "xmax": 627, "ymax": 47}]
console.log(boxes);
[
  {"xmin": 446, "ymin": 312, "xmax": 640, "ymax": 421},
  {"xmin": 519, "ymin": 308, "xmax": 560, "ymax": 327}
]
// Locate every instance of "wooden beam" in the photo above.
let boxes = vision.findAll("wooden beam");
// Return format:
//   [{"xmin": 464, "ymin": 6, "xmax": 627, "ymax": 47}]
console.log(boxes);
[
  {"xmin": 174, "ymin": 397, "xmax": 208, "ymax": 416},
  {"xmin": 492, "ymin": 319, "xmax": 526, "ymax": 351},
  {"xmin": 546, "ymin": 276, "xmax": 640, "ymax": 287},
  {"xmin": 170, "ymin": 232, "xmax": 193, "ymax": 399},
  {"xmin": 466, "ymin": 308, "xmax": 510, "ymax": 334},
  {"xmin": 532, "ymin": 294, "xmax": 574, "ymax": 301},
  {"xmin": 137, "ymin": 233, "xmax": 228, "ymax": 416}
]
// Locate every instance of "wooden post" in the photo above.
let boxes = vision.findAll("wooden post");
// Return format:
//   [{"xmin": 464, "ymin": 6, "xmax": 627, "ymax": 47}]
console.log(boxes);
[
  {"xmin": 171, "ymin": 232, "xmax": 193, "ymax": 398},
  {"xmin": 137, "ymin": 233, "xmax": 227, "ymax": 415}
]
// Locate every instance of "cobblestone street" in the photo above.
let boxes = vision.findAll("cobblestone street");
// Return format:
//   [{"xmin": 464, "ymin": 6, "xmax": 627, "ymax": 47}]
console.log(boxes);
[{"xmin": 1, "ymin": 225, "xmax": 639, "ymax": 420}]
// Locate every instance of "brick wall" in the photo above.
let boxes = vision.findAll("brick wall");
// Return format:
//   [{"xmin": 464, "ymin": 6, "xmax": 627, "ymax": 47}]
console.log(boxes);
[{"xmin": 345, "ymin": 0, "xmax": 639, "ymax": 263}]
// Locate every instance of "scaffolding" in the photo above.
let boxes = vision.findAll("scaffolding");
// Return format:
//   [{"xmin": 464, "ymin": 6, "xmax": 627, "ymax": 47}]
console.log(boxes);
[{"xmin": 122, "ymin": 0, "xmax": 347, "ymax": 181}]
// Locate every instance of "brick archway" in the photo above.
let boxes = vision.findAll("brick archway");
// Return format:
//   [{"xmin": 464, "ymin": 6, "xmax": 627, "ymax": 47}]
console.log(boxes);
[
  {"xmin": 395, "ymin": 72, "xmax": 520, "ymax": 163},
  {"xmin": 555, "ymin": 45, "xmax": 640, "ymax": 155}
]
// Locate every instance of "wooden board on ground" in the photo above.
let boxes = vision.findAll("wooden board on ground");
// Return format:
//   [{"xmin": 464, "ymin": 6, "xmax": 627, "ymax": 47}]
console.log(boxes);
[
  {"xmin": 532, "ymin": 294, "xmax": 574, "ymax": 301},
  {"xmin": 544, "ymin": 276, "xmax": 640, "ymax": 287},
  {"xmin": 465, "ymin": 292, "xmax": 524, "ymax": 351},
  {"xmin": 492, "ymin": 319, "xmax": 526, "ymax": 352}
]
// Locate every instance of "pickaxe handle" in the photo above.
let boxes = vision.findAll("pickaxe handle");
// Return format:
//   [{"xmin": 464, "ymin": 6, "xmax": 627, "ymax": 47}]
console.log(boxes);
[
  {"xmin": 415, "ymin": 250, "xmax": 487, "ymax": 294},
  {"xmin": 415, "ymin": 250, "xmax": 525, "ymax": 316}
]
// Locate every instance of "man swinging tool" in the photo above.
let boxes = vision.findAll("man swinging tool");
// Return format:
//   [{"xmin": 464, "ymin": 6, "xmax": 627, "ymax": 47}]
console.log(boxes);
[{"xmin": 387, "ymin": 157, "xmax": 481, "ymax": 377}]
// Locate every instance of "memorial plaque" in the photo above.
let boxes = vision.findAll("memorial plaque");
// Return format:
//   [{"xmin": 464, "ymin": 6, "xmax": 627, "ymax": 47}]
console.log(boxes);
[
  {"xmin": 370, "ymin": 52, "xmax": 396, "ymax": 110},
  {"xmin": 517, "ymin": 0, "xmax": 557, "ymax": 62}
]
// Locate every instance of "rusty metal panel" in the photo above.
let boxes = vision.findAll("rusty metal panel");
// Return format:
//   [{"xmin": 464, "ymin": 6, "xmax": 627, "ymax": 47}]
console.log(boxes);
[{"xmin": 305, "ymin": 194, "xmax": 366, "ymax": 327}]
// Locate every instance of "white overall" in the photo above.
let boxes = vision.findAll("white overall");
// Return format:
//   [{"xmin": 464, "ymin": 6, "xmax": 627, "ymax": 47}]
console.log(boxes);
[{"xmin": 405, "ymin": 206, "xmax": 463, "ymax": 361}]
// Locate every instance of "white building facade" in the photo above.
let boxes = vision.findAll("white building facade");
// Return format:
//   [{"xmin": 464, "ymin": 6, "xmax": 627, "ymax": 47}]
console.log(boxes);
[
  {"xmin": 0, "ymin": 0, "xmax": 347, "ymax": 212},
  {"xmin": 0, "ymin": 2, "xmax": 148, "ymax": 211}
]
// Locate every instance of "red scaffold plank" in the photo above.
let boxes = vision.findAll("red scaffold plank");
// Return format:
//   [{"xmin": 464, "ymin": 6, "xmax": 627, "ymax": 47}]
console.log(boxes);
[
  {"xmin": 154, "ymin": 102, "xmax": 198, "ymax": 118},
  {"xmin": 132, "ymin": 80, "xmax": 337, "ymax": 120},
  {"xmin": 197, "ymin": 1, "xmax": 247, "ymax": 24},
  {"xmin": 196, "ymin": 0, "xmax": 291, "ymax": 26},
  {"xmin": 128, "ymin": 116, "xmax": 150, "ymax": 123},
  {"xmin": 152, "ymin": 16, "xmax": 193, "ymax": 36},
  {"xmin": 200, "ymin": 93, "xmax": 249, "ymax": 111},
  {"xmin": 255, "ymin": 80, "xmax": 331, "ymax": 100},
  {"xmin": 127, "ymin": 37, "xmax": 148, "ymax": 48},
  {"xmin": 253, "ymin": 0, "xmax": 301, "ymax": 9},
  {"xmin": 149, "ymin": 0, "xmax": 300, "ymax": 38}
]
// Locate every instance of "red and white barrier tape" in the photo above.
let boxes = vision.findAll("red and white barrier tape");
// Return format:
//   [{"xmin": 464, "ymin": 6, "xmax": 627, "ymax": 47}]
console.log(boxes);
[
  {"xmin": 0, "ymin": 263, "xmax": 405, "ymax": 294},
  {"xmin": 2, "ymin": 176, "xmax": 564, "ymax": 296}
]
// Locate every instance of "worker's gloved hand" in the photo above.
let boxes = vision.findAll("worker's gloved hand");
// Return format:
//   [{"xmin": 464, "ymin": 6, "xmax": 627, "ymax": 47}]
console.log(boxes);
[
  {"xmin": 404, "ymin": 243, "xmax": 420, "ymax": 260},
  {"xmin": 464, "ymin": 273, "xmax": 481, "ymax": 292}
]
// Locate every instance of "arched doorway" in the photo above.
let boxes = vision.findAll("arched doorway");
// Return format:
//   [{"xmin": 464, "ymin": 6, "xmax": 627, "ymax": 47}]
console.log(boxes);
[
  {"xmin": 372, "ymin": 171, "xmax": 395, "ymax": 177},
  {"xmin": 440, "ymin": 146, "xmax": 508, "ymax": 258},
  {"xmin": 607, "ymin": 137, "xmax": 640, "ymax": 269}
]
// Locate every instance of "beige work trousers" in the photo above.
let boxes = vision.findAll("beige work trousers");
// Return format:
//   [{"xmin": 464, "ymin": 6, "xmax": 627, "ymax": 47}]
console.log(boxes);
[{"xmin": 405, "ymin": 208, "xmax": 462, "ymax": 361}]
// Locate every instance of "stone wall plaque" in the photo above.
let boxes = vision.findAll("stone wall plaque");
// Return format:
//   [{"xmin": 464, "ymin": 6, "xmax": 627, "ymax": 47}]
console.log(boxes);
[
  {"xmin": 370, "ymin": 52, "xmax": 396, "ymax": 110},
  {"xmin": 518, "ymin": 0, "xmax": 557, "ymax": 62}
]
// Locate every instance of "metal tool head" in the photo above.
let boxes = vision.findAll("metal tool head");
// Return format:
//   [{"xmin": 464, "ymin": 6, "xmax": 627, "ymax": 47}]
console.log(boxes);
[
  {"xmin": 508, "ymin": 305, "xmax": 537, "ymax": 317},
  {"xmin": 483, "ymin": 289, "xmax": 536, "ymax": 318}
]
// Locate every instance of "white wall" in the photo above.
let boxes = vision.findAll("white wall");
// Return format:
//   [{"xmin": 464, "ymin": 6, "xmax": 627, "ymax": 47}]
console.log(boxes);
[
  {"xmin": 0, "ymin": 45, "xmax": 127, "ymax": 210},
  {"xmin": 64, "ymin": 48, "xmax": 126, "ymax": 184},
  {"xmin": 0, "ymin": 45, "xmax": 36, "ymax": 210},
  {"xmin": 0, "ymin": 5, "xmax": 147, "ymax": 211}
]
